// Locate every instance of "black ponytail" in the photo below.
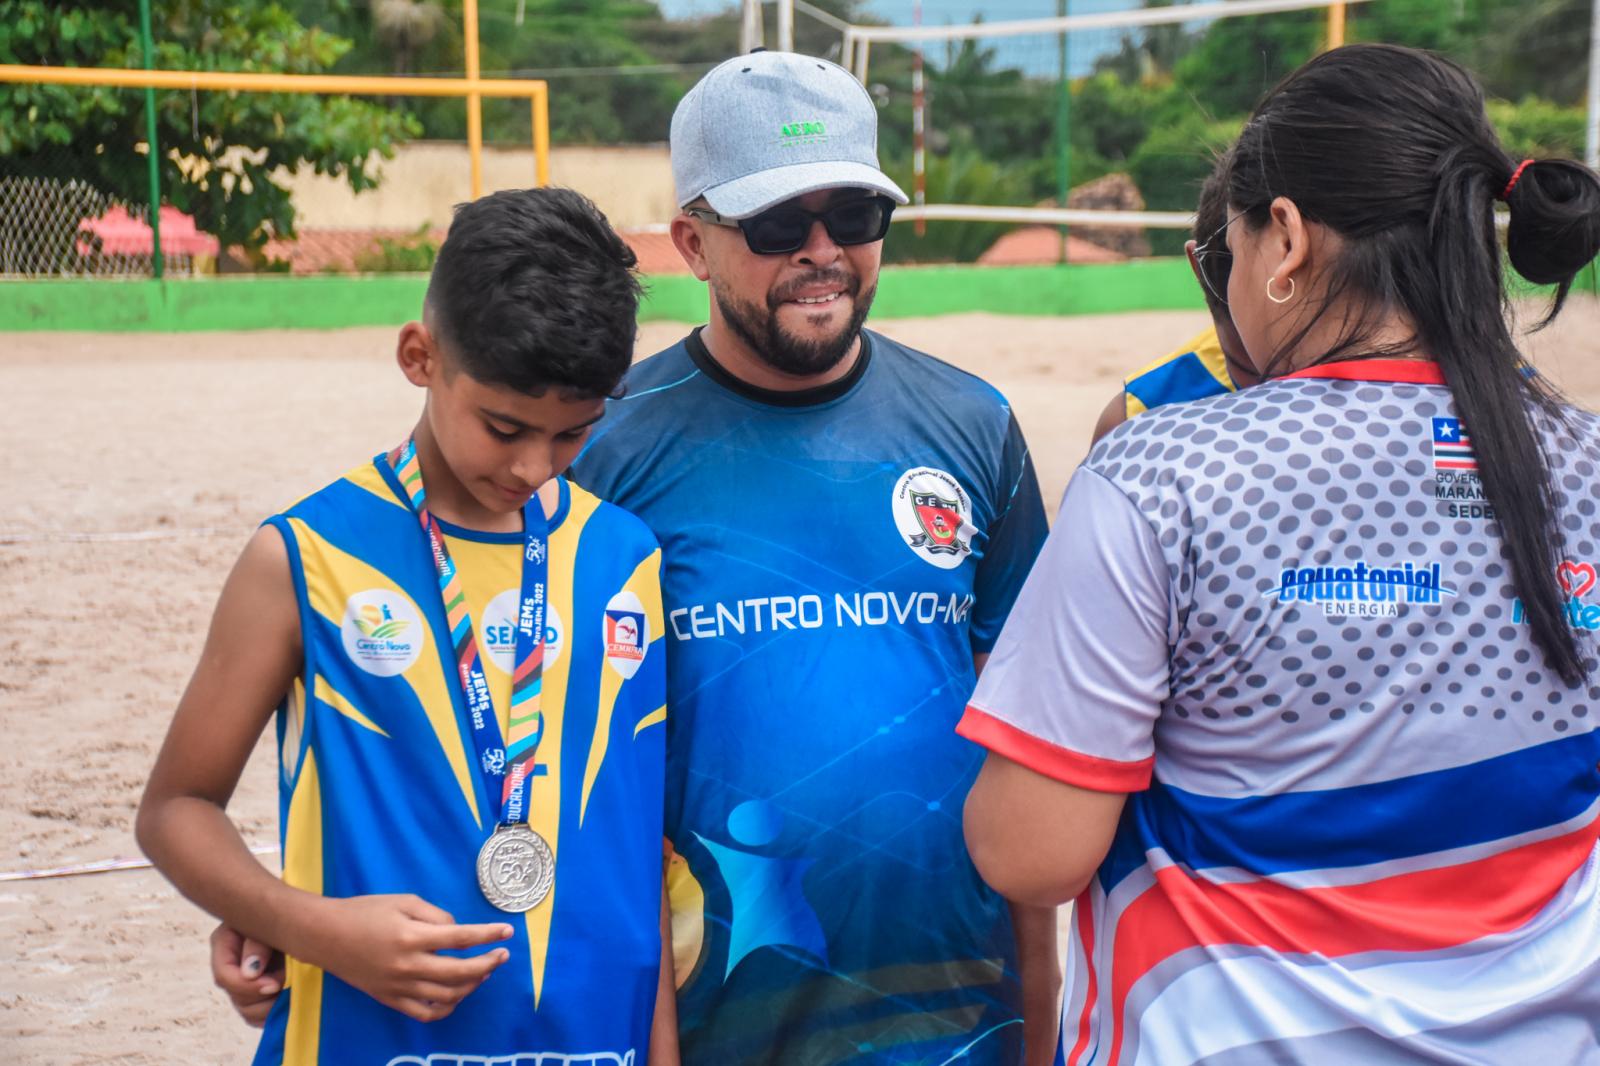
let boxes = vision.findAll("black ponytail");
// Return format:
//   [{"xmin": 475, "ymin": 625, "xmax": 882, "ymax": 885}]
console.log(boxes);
[{"xmin": 1227, "ymin": 44, "xmax": 1600, "ymax": 685}]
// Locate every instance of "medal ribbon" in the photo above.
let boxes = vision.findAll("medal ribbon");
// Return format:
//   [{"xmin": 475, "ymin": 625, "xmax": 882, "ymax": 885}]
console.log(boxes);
[{"xmin": 388, "ymin": 438, "xmax": 548, "ymax": 827}]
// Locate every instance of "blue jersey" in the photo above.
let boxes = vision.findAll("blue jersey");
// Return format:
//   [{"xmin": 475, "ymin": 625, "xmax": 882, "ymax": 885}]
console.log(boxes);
[
  {"xmin": 256, "ymin": 461, "xmax": 666, "ymax": 1066},
  {"xmin": 572, "ymin": 328, "xmax": 1048, "ymax": 1064}
]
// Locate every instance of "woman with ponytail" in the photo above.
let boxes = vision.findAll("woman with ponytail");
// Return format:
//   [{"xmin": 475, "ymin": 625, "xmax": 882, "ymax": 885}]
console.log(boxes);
[{"xmin": 959, "ymin": 44, "xmax": 1600, "ymax": 1065}]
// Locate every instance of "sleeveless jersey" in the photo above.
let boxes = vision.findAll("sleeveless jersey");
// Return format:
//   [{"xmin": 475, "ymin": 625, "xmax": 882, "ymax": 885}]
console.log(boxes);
[
  {"xmin": 1123, "ymin": 326, "xmax": 1235, "ymax": 419},
  {"xmin": 572, "ymin": 328, "xmax": 1049, "ymax": 1064},
  {"xmin": 965, "ymin": 361, "xmax": 1600, "ymax": 1065},
  {"xmin": 255, "ymin": 460, "xmax": 667, "ymax": 1066}
]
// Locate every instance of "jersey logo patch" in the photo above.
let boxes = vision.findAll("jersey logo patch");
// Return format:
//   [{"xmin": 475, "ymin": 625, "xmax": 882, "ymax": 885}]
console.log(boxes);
[
  {"xmin": 340, "ymin": 589, "xmax": 424, "ymax": 676},
  {"xmin": 604, "ymin": 591, "xmax": 649, "ymax": 679},
  {"xmin": 484, "ymin": 588, "xmax": 565, "ymax": 673},
  {"xmin": 892, "ymin": 467, "xmax": 975, "ymax": 570}
]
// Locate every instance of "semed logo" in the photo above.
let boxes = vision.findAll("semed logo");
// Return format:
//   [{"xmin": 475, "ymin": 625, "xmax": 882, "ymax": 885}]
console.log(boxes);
[
  {"xmin": 341, "ymin": 589, "xmax": 424, "ymax": 675},
  {"xmin": 891, "ymin": 467, "xmax": 975, "ymax": 570},
  {"xmin": 482, "ymin": 588, "xmax": 565, "ymax": 672},
  {"xmin": 604, "ymin": 590, "xmax": 649, "ymax": 679}
]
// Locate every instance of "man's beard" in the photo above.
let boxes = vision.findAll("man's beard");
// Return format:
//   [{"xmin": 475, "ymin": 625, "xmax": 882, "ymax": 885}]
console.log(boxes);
[{"xmin": 712, "ymin": 268, "xmax": 877, "ymax": 378}]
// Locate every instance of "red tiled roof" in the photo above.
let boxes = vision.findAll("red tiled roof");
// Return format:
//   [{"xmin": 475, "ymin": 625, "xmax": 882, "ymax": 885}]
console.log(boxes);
[
  {"xmin": 249, "ymin": 227, "xmax": 691, "ymax": 276},
  {"xmin": 978, "ymin": 227, "xmax": 1126, "ymax": 266}
]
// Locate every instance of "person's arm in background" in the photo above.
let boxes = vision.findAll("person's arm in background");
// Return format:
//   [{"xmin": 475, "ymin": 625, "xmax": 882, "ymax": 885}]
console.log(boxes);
[
  {"xmin": 970, "ymin": 411, "xmax": 1060, "ymax": 1066},
  {"xmin": 649, "ymin": 877, "xmax": 681, "ymax": 1066},
  {"xmin": 1091, "ymin": 391, "xmax": 1130, "ymax": 447}
]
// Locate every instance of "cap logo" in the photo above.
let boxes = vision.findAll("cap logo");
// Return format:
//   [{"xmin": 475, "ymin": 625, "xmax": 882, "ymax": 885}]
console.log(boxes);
[{"xmin": 779, "ymin": 120, "xmax": 828, "ymax": 147}]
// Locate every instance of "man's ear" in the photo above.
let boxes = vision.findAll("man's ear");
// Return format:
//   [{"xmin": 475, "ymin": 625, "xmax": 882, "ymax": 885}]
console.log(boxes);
[
  {"xmin": 397, "ymin": 321, "xmax": 439, "ymax": 388},
  {"xmin": 670, "ymin": 213, "xmax": 713, "ymax": 282}
]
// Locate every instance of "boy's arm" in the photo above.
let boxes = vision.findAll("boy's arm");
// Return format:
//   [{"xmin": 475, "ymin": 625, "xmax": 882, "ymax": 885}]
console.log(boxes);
[
  {"xmin": 648, "ymin": 878, "xmax": 681, "ymax": 1065},
  {"xmin": 137, "ymin": 526, "xmax": 512, "ymax": 1023}
]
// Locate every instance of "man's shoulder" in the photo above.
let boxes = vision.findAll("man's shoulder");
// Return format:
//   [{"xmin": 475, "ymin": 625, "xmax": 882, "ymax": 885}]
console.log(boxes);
[
  {"xmin": 618, "ymin": 335, "xmax": 700, "ymax": 397},
  {"xmin": 565, "ymin": 478, "xmax": 660, "ymax": 558},
  {"xmin": 865, "ymin": 329, "xmax": 1013, "ymax": 413}
]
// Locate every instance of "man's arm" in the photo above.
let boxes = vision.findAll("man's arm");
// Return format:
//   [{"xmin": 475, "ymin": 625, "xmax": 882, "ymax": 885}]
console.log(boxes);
[{"xmin": 139, "ymin": 526, "xmax": 511, "ymax": 1023}]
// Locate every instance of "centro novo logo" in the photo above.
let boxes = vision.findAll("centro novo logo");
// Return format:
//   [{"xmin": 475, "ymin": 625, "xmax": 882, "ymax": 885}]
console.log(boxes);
[{"xmin": 341, "ymin": 589, "xmax": 424, "ymax": 675}]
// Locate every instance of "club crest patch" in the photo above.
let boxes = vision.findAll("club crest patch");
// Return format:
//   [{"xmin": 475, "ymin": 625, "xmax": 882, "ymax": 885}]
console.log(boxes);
[{"xmin": 891, "ymin": 467, "xmax": 975, "ymax": 570}]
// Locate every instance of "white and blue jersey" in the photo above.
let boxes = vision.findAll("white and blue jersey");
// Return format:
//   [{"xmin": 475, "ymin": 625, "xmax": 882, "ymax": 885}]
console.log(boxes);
[
  {"xmin": 572, "ymin": 328, "xmax": 1048, "ymax": 1064},
  {"xmin": 965, "ymin": 360, "xmax": 1600, "ymax": 1065}
]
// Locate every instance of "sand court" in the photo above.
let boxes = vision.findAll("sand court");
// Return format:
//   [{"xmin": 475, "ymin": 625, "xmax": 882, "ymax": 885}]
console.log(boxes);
[{"xmin": 4, "ymin": 300, "xmax": 1600, "ymax": 1063}]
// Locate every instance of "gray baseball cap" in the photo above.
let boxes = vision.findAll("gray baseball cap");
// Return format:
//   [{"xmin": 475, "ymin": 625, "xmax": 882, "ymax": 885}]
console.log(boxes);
[{"xmin": 671, "ymin": 51, "xmax": 908, "ymax": 220}]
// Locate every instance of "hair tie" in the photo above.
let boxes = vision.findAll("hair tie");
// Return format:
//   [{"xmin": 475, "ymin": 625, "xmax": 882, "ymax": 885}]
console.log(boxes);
[{"xmin": 1500, "ymin": 158, "xmax": 1535, "ymax": 201}]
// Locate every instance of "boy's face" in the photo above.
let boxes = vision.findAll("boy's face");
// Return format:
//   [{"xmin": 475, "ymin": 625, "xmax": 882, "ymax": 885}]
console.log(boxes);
[{"xmin": 401, "ymin": 323, "xmax": 607, "ymax": 517}]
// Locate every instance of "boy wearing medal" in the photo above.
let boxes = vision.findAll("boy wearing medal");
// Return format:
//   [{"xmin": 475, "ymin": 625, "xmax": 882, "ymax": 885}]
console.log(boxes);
[{"xmin": 137, "ymin": 188, "xmax": 675, "ymax": 1065}]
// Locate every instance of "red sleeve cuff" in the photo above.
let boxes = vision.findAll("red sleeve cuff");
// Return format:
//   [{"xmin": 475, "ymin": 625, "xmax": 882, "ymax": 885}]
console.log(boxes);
[{"xmin": 957, "ymin": 704, "xmax": 1152, "ymax": 793}]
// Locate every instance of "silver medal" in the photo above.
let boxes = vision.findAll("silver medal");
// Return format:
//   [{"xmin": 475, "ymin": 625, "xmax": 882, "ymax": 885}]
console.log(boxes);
[{"xmin": 476, "ymin": 824, "xmax": 555, "ymax": 913}]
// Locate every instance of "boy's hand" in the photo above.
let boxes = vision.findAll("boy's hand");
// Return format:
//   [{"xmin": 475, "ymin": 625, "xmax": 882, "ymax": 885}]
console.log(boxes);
[
  {"xmin": 301, "ymin": 894, "xmax": 514, "ymax": 1023},
  {"xmin": 211, "ymin": 923, "xmax": 284, "ymax": 1027}
]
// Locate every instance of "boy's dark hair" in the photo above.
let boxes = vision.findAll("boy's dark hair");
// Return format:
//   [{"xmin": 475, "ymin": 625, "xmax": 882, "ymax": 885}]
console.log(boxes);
[
  {"xmin": 1193, "ymin": 163, "xmax": 1231, "ymax": 319},
  {"xmin": 1226, "ymin": 43, "xmax": 1600, "ymax": 684},
  {"xmin": 425, "ymin": 187, "xmax": 642, "ymax": 399}
]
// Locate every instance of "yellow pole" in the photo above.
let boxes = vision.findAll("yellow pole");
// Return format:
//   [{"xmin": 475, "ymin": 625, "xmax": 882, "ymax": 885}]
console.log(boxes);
[
  {"xmin": 0, "ymin": 64, "xmax": 545, "ymax": 99},
  {"xmin": 532, "ymin": 87, "xmax": 551, "ymax": 188},
  {"xmin": 1327, "ymin": 2, "xmax": 1346, "ymax": 48},
  {"xmin": 464, "ymin": 0, "xmax": 484, "ymax": 199}
]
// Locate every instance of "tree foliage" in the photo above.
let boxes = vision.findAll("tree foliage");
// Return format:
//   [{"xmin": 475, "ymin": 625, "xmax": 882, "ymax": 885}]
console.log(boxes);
[{"xmin": 0, "ymin": 0, "xmax": 419, "ymax": 252}]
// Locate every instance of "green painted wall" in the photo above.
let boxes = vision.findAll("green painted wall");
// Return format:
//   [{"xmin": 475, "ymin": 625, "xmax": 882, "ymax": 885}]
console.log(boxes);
[
  {"xmin": 2, "ymin": 258, "xmax": 1593, "ymax": 334},
  {"xmin": 1, "ymin": 259, "xmax": 1207, "ymax": 334}
]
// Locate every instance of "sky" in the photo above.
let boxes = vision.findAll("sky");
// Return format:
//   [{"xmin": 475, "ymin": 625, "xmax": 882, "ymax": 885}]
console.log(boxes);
[{"xmin": 655, "ymin": 0, "xmax": 1151, "ymax": 76}]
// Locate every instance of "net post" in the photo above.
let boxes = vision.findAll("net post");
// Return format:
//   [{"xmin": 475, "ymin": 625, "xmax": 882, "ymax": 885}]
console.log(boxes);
[
  {"xmin": 1327, "ymin": 2, "xmax": 1346, "ymax": 48},
  {"xmin": 464, "ymin": 0, "xmax": 484, "ymax": 199},
  {"xmin": 138, "ymin": 0, "xmax": 163, "ymax": 280},
  {"xmin": 532, "ymin": 88, "xmax": 551, "ymax": 188},
  {"xmin": 1055, "ymin": 0, "xmax": 1070, "ymax": 264},
  {"xmin": 1588, "ymin": 0, "xmax": 1599, "ymax": 171}
]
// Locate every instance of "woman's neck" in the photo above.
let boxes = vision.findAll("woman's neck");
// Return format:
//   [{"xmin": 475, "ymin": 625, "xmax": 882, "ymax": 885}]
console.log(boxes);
[{"xmin": 1275, "ymin": 304, "xmax": 1427, "ymax": 375}]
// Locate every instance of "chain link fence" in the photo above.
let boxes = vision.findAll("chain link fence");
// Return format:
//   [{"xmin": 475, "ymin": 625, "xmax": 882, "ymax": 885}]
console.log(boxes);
[{"xmin": 0, "ymin": 175, "xmax": 210, "ymax": 278}]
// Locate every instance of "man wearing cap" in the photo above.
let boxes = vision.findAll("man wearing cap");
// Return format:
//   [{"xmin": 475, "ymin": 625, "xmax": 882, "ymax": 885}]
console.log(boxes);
[
  {"xmin": 209, "ymin": 50, "xmax": 1058, "ymax": 1064},
  {"xmin": 572, "ymin": 51, "xmax": 1058, "ymax": 1063}
]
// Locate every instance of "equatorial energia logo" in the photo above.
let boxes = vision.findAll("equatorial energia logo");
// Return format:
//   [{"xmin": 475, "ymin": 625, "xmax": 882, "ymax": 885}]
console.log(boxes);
[{"xmin": 1269, "ymin": 558, "xmax": 1458, "ymax": 618}]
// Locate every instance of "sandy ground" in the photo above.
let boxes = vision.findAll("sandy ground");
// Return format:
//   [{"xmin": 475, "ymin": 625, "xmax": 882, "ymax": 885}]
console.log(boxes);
[{"xmin": 4, "ymin": 299, "xmax": 1600, "ymax": 1064}]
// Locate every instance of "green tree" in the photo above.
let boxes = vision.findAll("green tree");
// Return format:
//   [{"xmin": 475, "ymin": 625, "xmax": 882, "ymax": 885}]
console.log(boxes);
[
  {"xmin": 0, "ymin": 0, "xmax": 419, "ymax": 254},
  {"xmin": 881, "ymin": 141, "xmax": 1035, "ymax": 263}
]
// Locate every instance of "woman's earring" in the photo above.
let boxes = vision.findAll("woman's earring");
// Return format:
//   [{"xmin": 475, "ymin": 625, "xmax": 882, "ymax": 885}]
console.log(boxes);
[{"xmin": 1267, "ymin": 276, "xmax": 1296, "ymax": 305}]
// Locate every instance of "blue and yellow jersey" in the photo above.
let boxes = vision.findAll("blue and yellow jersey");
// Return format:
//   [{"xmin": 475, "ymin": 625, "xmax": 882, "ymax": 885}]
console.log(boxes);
[
  {"xmin": 1123, "ymin": 325, "xmax": 1236, "ymax": 418},
  {"xmin": 255, "ymin": 458, "xmax": 666, "ymax": 1066}
]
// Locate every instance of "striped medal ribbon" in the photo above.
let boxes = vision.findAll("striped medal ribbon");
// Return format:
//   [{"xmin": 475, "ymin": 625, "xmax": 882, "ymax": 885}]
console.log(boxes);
[{"xmin": 388, "ymin": 438, "xmax": 555, "ymax": 912}]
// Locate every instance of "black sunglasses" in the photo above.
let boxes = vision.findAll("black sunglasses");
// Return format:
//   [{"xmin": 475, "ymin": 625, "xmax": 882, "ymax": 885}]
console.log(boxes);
[
  {"xmin": 1192, "ymin": 210, "xmax": 1243, "ymax": 307},
  {"xmin": 686, "ymin": 194, "xmax": 897, "ymax": 256}
]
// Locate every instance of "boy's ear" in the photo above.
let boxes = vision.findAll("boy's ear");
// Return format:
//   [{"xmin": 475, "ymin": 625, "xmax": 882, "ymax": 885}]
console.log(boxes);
[{"xmin": 397, "ymin": 321, "xmax": 440, "ymax": 388}]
